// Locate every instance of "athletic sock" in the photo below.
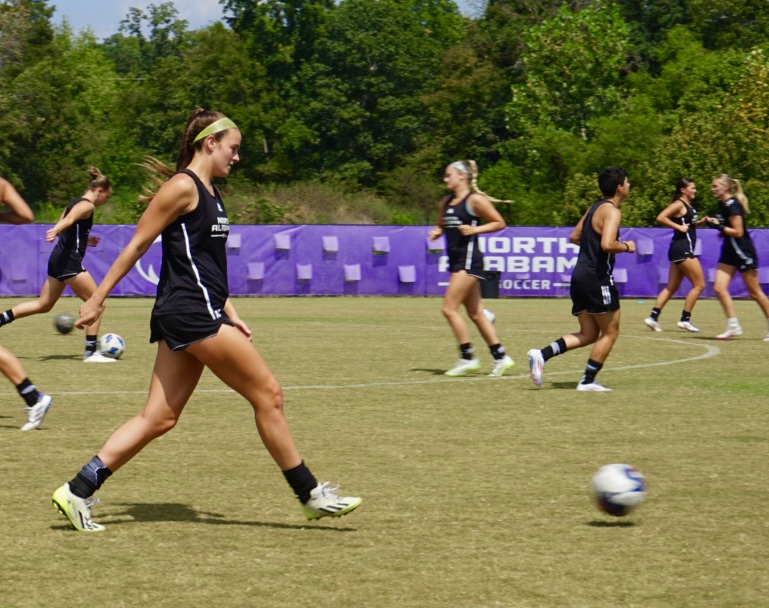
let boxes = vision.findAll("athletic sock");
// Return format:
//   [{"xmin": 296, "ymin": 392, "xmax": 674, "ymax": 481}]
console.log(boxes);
[
  {"xmin": 16, "ymin": 378, "xmax": 40, "ymax": 407},
  {"xmin": 459, "ymin": 343, "xmax": 474, "ymax": 360},
  {"xmin": 489, "ymin": 344, "xmax": 506, "ymax": 360},
  {"xmin": 0, "ymin": 309, "xmax": 14, "ymax": 327},
  {"xmin": 580, "ymin": 359, "xmax": 603, "ymax": 385},
  {"xmin": 282, "ymin": 461, "xmax": 318, "ymax": 504},
  {"xmin": 541, "ymin": 338, "xmax": 567, "ymax": 362},
  {"xmin": 680, "ymin": 310, "xmax": 692, "ymax": 323},
  {"xmin": 650, "ymin": 307, "xmax": 661, "ymax": 322},
  {"xmin": 728, "ymin": 317, "xmax": 740, "ymax": 328},
  {"xmin": 85, "ymin": 334, "xmax": 98, "ymax": 356},
  {"xmin": 69, "ymin": 456, "xmax": 113, "ymax": 498}
]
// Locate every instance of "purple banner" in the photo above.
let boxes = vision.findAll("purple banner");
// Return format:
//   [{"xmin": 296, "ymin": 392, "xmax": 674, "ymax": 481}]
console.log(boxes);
[{"xmin": 1, "ymin": 224, "xmax": 767, "ymax": 298}]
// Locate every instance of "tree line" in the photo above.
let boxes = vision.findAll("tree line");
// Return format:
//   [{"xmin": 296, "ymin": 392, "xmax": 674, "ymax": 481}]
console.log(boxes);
[{"xmin": 1, "ymin": 0, "xmax": 769, "ymax": 227}]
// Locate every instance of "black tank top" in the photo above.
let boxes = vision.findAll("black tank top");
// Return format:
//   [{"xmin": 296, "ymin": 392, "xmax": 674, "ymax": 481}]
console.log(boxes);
[
  {"xmin": 152, "ymin": 169, "xmax": 230, "ymax": 319},
  {"xmin": 442, "ymin": 193, "xmax": 479, "ymax": 259},
  {"xmin": 53, "ymin": 197, "xmax": 93, "ymax": 261},
  {"xmin": 670, "ymin": 200, "xmax": 697, "ymax": 249},
  {"xmin": 572, "ymin": 199, "xmax": 616, "ymax": 283}
]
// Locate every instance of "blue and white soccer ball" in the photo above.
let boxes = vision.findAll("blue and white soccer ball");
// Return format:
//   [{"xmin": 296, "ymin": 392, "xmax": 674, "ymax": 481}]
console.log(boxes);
[
  {"xmin": 590, "ymin": 463, "xmax": 647, "ymax": 516},
  {"xmin": 99, "ymin": 333, "xmax": 125, "ymax": 359},
  {"xmin": 483, "ymin": 308, "xmax": 496, "ymax": 324}
]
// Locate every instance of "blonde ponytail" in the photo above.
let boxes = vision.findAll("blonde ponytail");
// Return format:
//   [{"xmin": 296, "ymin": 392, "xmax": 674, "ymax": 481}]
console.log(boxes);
[{"xmin": 452, "ymin": 160, "xmax": 514, "ymax": 204}]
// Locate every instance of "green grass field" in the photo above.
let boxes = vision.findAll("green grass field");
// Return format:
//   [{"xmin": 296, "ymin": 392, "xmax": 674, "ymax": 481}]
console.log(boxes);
[{"xmin": 1, "ymin": 295, "xmax": 768, "ymax": 608}]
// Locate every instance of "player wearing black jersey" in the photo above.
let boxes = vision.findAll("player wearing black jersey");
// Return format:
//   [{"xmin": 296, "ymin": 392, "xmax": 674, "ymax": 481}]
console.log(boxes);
[
  {"xmin": 0, "ymin": 178, "xmax": 53, "ymax": 430},
  {"xmin": 428, "ymin": 160, "xmax": 514, "ymax": 378},
  {"xmin": 644, "ymin": 179, "xmax": 707, "ymax": 333},
  {"xmin": 52, "ymin": 109, "xmax": 361, "ymax": 532},
  {"xmin": 0, "ymin": 167, "xmax": 114, "ymax": 362},
  {"xmin": 527, "ymin": 167, "xmax": 635, "ymax": 392},
  {"xmin": 706, "ymin": 174, "xmax": 769, "ymax": 341}
]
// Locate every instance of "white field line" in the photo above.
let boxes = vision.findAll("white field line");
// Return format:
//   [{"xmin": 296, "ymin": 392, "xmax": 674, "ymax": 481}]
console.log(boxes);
[{"xmin": 20, "ymin": 336, "xmax": 719, "ymax": 396}]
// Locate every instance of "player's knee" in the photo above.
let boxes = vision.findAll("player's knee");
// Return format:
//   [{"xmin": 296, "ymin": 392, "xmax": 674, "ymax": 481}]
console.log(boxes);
[
  {"xmin": 156, "ymin": 414, "xmax": 180, "ymax": 435},
  {"xmin": 253, "ymin": 379, "xmax": 284, "ymax": 413},
  {"xmin": 37, "ymin": 300, "xmax": 56, "ymax": 313}
]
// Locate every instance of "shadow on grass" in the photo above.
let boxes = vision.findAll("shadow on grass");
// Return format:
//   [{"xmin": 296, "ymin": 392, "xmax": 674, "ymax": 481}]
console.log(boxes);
[
  {"xmin": 549, "ymin": 381, "xmax": 579, "ymax": 390},
  {"xmin": 37, "ymin": 354, "xmax": 85, "ymax": 362},
  {"xmin": 411, "ymin": 368, "xmax": 452, "ymax": 376},
  {"xmin": 52, "ymin": 502, "xmax": 357, "ymax": 532},
  {"xmin": 585, "ymin": 520, "xmax": 637, "ymax": 528}
]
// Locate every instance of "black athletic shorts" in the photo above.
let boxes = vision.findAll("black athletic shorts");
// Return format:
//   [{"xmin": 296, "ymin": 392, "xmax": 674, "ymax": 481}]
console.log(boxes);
[
  {"xmin": 719, "ymin": 246, "xmax": 758, "ymax": 272},
  {"xmin": 448, "ymin": 254, "xmax": 485, "ymax": 279},
  {"xmin": 669, "ymin": 240, "xmax": 696, "ymax": 264},
  {"xmin": 570, "ymin": 279, "xmax": 620, "ymax": 315},
  {"xmin": 47, "ymin": 249, "xmax": 85, "ymax": 281},
  {"xmin": 150, "ymin": 311, "xmax": 234, "ymax": 351}
]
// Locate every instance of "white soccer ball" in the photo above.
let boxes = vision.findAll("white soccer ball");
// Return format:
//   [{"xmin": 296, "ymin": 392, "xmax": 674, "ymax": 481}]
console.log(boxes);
[
  {"xmin": 99, "ymin": 333, "xmax": 125, "ymax": 359},
  {"xmin": 483, "ymin": 308, "xmax": 496, "ymax": 324},
  {"xmin": 590, "ymin": 463, "xmax": 647, "ymax": 516}
]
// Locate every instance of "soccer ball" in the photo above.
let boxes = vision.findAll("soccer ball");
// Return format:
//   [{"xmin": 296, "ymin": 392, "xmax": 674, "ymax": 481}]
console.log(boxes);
[
  {"xmin": 483, "ymin": 308, "xmax": 496, "ymax": 324},
  {"xmin": 54, "ymin": 312, "xmax": 75, "ymax": 335},
  {"xmin": 99, "ymin": 333, "xmax": 125, "ymax": 359},
  {"xmin": 590, "ymin": 463, "xmax": 647, "ymax": 516}
]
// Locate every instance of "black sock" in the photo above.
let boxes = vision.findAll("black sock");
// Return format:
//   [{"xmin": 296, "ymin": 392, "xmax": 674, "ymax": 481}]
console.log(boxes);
[
  {"xmin": 85, "ymin": 335, "xmax": 98, "ymax": 356},
  {"xmin": 489, "ymin": 344, "xmax": 506, "ymax": 360},
  {"xmin": 680, "ymin": 310, "xmax": 691, "ymax": 323},
  {"xmin": 650, "ymin": 307, "xmax": 661, "ymax": 321},
  {"xmin": 580, "ymin": 359, "xmax": 603, "ymax": 385},
  {"xmin": 541, "ymin": 338, "xmax": 567, "ymax": 362},
  {"xmin": 282, "ymin": 461, "xmax": 318, "ymax": 504},
  {"xmin": 16, "ymin": 378, "xmax": 40, "ymax": 407},
  {"xmin": 459, "ymin": 343, "xmax": 474, "ymax": 360},
  {"xmin": 68, "ymin": 456, "xmax": 112, "ymax": 498},
  {"xmin": 0, "ymin": 309, "xmax": 14, "ymax": 327}
]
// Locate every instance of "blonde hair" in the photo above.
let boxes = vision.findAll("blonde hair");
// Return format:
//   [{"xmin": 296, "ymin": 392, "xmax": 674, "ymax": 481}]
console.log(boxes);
[
  {"xmin": 715, "ymin": 174, "xmax": 750, "ymax": 213},
  {"xmin": 87, "ymin": 166, "xmax": 111, "ymax": 191},
  {"xmin": 449, "ymin": 160, "xmax": 513, "ymax": 204}
]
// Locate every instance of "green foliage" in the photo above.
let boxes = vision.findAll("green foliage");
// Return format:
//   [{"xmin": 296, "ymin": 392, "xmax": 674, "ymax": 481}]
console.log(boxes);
[
  {"xmin": 4, "ymin": 0, "xmax": 769, "ymax": 227},
  {"xmin": 507, "ymin": 2, "xmax": 631, "ymax": 137}
]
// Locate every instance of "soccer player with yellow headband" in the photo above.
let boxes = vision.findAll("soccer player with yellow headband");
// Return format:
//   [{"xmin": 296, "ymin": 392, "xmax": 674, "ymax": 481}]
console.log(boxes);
[{"xmin": 52, "ymin": 109, "xmax": 362, "ymax": 531}]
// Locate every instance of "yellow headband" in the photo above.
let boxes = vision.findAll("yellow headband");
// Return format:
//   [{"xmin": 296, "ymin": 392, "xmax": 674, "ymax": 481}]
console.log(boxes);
[{"xmin": 193, "ymin": 117, "xmax": 239, "ymax": 143}]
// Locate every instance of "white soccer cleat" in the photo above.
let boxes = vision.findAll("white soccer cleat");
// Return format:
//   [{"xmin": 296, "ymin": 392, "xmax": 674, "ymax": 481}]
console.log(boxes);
[
  {"xmin": 84, "ymin": 352, "xmax": 117, "ymax": 363},
  {"xmin": 644, "ymin": 317, "xmax": 662, "ymax": 332},
  {"xmin": 52, "ymin": 483, "xmax": 105, "ymax": 532},
  {"xmin": 489, "ymin": 355, "xmax": 514, "ymax": 377},
  {"xmin": 764, "ymin": 331, "xmax": 769, "ymax": 342},
  {"xmin": 576, "ymin": 382, "xmax": 613, "ymax": 392},
  {"xmin": 676, "ymin": 321, "xmax": 700, "ymax": 333},
  {"xmin": 527, "ymin": 349, "xmax": 544, "ymax": 387},
  {"xmin": 444, "ymin": 358, "xmax": 481, "ymax": 377},
  {"xmin": 21, "ymin": 393, "xmax": 52, "ymax": 431},
  {"xmin": 302, "ymin": 482, "xmax": 362, "ymax": 520},
  {"xmin": 716, "ymin": 326, "xmax": 743, "ymax": 340}
]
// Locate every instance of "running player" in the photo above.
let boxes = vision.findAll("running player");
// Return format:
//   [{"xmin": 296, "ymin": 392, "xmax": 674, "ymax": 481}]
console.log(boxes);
[
  {"xmin": 706, "ymin": 174, "xmax": 769, "ymax": 341},
  {"xmin": 644, "ymin": 178, "xmax": 707, "ymax": 333},
  {"xmin": 0, "ymin": 167, "xmax": 115, "ymax": 362},
  {"xmin": 0, "ymin": 177, "xmax": 53, "ymax": 430},
  {"xmin": 428, "ymin": 159, "xmax": 514, "ymax": 377},
  {"xmin": 527, "ymin": 167, "xmax": 635, "ymax": 392},
  {"xmin": 51, "ymin": 109, "xmax": 361, "ymax": 532}
]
